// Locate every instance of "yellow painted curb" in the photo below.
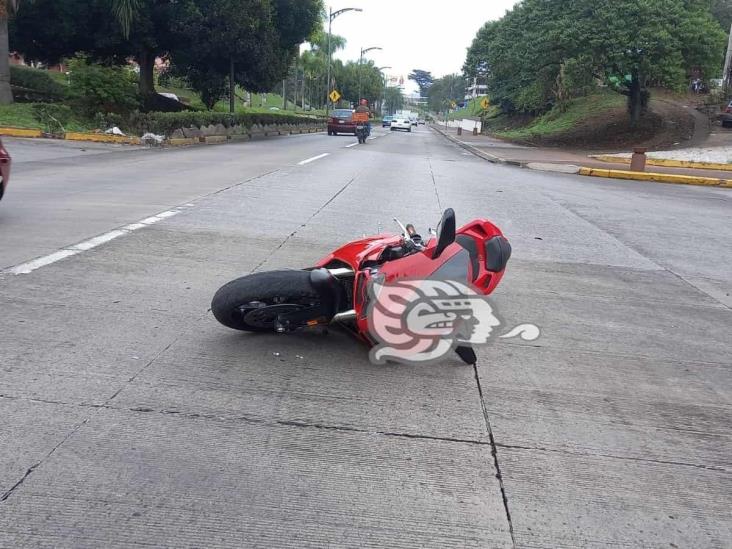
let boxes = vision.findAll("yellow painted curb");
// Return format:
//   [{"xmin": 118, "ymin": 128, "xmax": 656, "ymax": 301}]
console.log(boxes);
[
  {"xmin": 203, "ymin": 135, "xmax": 228, "ymax": 144},
  {"xmin": 579, "ymin": 167, "xmax": 730, "ymax": 188},
  {"xmin": 167, "ymin": 137, "xmax": 199, "ymax": 146},
  {"xmin": 65, "ymin": 132, "xmax": 141, "ymax": 145},
  {"xmin": 591, "ymin": 154, "xmax": 732, "ymax": 172},
  {"xmin": 0, "ymin": 127, "xmax": 44, "ymax": 138}
]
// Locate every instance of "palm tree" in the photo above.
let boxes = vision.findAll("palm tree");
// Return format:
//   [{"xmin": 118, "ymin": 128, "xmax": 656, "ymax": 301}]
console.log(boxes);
[{"xmin": 0, "ymin": 0, "xmax": 140, "ymax": 104}]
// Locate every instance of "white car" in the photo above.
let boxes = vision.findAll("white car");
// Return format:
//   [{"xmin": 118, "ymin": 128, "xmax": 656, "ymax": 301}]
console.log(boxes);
[{"xmin": 390, "ymin": 116, "xmax": 412, "ymax": 132}]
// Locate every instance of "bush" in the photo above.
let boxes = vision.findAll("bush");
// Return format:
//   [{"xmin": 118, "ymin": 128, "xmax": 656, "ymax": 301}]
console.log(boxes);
[
  {"xmin": 128, "ymin": 111, "xmax": 325, "ymax": 136},
  {"xmin": 67, "ymin": 56, "xmax": 140, "ymax": 116},
  {"xmin": 30, "ymin": 103, "xmax": 75, "ymax": 134},
  {"xmin": 10, "ymin": 66, "xmax": 67, "ymax": 102}
]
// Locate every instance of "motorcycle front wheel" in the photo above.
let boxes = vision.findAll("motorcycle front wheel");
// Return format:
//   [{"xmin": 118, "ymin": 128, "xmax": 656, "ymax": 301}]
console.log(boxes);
[{"xmin": 211, "ymin": 270, "xmax": 321, "ymax": 332}]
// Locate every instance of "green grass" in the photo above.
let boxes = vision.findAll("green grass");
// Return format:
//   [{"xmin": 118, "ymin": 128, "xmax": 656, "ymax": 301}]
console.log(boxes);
[
  {"xmin": 494, "ymin": 91, "xmax": 624, "ymax": 140},
  {"xmin": 157, "ymin": 84, "xmax": 327, "ymax": 116},
  {"xmin": 0, "ymin": 103, "xmax": 93, "ymax": 132},
  {"xmin": 0, "ymin": 103, "xmax": 42, "ymax": 129},
  {"xmin": 448, "ymin": 97, "xmax": 487, "ymax": 120}
]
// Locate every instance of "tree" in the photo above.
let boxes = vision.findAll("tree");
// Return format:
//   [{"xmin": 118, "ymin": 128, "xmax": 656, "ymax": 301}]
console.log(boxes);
[
  {"xmin": 427, "ymin": 73, "xmax": 464, "ymax": 113},
  {"xmin": 383, "ymin": 85, "xmax": 404, "ymax": 114},
  {"xmin": 169, "ymin": 0, "xmax": 322, "ymax": 109},
  {"xmin": 1, "ymin": 0, "xmax": 144, "ymax": 104},
  {"xmin": 711, "ymin": 0, "xmax": 732, "ymax": 30},
  {"xmin": 9, "ymin": 0, "xmax": 322, "ymax": 109},
  {"xmin": 464, "ymin": 0, "xmax": 726, "ymax": 125},
  {"xmin": 408, "ymin": 69, "xmax": 433, "ymax": 98},
  {"xmin": 9, "ymin": 0, "xmax": 187, "ymax": 101},
  {"xmin": 332, "ymin": 60, "xmax": 383, "ymax": 106}
]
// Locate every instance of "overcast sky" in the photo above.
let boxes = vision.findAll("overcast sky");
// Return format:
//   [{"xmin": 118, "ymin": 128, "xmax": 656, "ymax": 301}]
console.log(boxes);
[{"xmin": 323, "ymin": 0, "xmax": 519, "ymax": 94}]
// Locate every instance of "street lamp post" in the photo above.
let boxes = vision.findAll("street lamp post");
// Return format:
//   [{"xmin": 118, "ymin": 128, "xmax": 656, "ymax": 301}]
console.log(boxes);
[
  {"xmin": 358, "ymin": 46, "xmax": 382, "ymax": 104},
  {"xmin": 376, "ymin": 65, "xmax": 391, "ymax": 115},
  {"xmin": 326, "ymin": 7, "xmax": 362, "ymax": 116}
]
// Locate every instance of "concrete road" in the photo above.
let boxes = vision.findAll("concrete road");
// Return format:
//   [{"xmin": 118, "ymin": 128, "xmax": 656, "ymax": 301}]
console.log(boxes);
[{"xmin": 1, "ymin": 126, "xmax": 730, "ymax": 548}]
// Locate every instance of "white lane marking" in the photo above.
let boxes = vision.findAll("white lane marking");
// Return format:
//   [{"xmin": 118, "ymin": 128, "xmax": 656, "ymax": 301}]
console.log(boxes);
[
  {"xmin": 69, "ymin": 230, "xmax": 128, "ymax": 251},
  {"xmin": 345, "ymin": 142, "xmax": 359, "ymax": 148},
  {"xmin": 5, "ymin": 206, "xmax": 191, "ymax": 275},
  {"xmin": 367, "ymin": 136, "xmax": 378, "ymax": 140},
  {"xmin": 298, "ymin": 153, "xmax": 329, "ymax": 165},
  {"xmin": 8, "ymin": 250, "xmax": 80, "ymax": 275}
]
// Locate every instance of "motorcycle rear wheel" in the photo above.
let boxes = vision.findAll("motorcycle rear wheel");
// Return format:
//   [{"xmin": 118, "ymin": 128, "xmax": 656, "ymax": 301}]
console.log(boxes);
[{"xmin": 211, "ymin": 270, "xmax": 321, "ymax": 332}]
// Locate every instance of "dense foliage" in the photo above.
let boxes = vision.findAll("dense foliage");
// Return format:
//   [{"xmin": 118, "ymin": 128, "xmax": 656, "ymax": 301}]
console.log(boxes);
[
  {"xmin": 464, "ymin": 0, "xmax": 727, "ymax": 124},
  {"xmin": 67, "ymin": 56, "xmax": 140, "ymax": 116},
  {"xmin": 129, "ymin": 110, "xmax": 324, "ymax": 135},
  {"xmin": 10, "ymin": 0, "xmax": 322, "ymax": 107},
  {"xmin": 10, "ymin": 66, "xmax": 67, "ymax": 101}
]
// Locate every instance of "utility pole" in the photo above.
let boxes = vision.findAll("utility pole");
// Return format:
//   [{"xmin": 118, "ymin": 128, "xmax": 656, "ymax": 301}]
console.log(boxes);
[
  {"xmin": 282, "ymin": 79, "xmax": 286, "ymax": 110},
  {"xmin": 326, "ymin": 7, "xmax": 363, "ymax": 116}
]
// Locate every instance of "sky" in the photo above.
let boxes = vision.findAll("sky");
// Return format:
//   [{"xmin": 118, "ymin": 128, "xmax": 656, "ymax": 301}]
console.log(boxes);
[{"xmin": 323, "ymin": 0, "xmax": 519, "ymax": 95}]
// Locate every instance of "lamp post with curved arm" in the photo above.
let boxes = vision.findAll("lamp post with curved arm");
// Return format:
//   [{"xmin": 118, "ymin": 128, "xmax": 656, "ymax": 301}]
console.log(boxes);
[
  {"xmin": 357, "ymin": 46, "xmax": 382, "ymax": 104},
  {"xmin": 326, "ymin": 7, "xmax": 362, "ymax": 115}
]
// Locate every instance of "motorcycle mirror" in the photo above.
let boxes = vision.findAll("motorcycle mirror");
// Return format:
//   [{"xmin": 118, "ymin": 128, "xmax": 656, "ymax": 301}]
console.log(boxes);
[{"xmin": 432, "ymin": 208, "xmax": 456, "ymax": 259}]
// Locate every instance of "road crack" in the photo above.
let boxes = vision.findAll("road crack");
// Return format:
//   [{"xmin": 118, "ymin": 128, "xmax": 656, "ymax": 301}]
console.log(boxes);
[
  {"xmin": 252, "ymin": 174, "xmax": 359, "ymax": 272},
  {"xmin": 473, "ymin": 364, "xmax": 517, "ymax": 547}
]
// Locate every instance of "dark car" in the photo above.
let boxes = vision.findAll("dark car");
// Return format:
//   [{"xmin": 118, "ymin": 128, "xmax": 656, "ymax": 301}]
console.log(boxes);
[
  {"xmin": 0, "ymin": 138, "xmax": 11, "ymax": 202},
  {"xmin": 720, "ymin": 101, "xmax": 732, "ymax": 128},
  {"xmin": 382, "ymin": 115, "xmax": 394, "ymax": 127},
  {"xmin": 328, "ymin": 109, "xmax": 356, "ymax": 135}
]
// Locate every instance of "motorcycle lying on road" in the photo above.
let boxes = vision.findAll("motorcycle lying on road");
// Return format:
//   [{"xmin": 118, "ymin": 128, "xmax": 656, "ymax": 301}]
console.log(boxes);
[{"xmin": 211, "ymin": 209, "xmax": 511, "ymax": 364}]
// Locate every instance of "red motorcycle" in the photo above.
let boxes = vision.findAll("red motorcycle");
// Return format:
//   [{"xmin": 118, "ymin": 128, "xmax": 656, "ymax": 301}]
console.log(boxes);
[{"xmin": 211, "ymin": 209, "xmax": 511, "ymax": 364}]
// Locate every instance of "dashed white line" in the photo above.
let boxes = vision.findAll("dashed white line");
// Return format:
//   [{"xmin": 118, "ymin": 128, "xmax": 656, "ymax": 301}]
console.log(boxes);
[
  {"xmin": 9, "ymin": 250, "xmax": 80, "ymax": 275},
  {"xmin": 5, "ymin": 206, "xmax": 191, "ymax": 275},
  {"xmin": 298, "ymin": 153, "xmax": 330, "ymax": 165},
  {"xmin": 69, "ymin": 230, "xmax": 128, "ymax": 252},
  {"xmin": 345, "ymin": 142, "xmax": 359, "ymax": 148}
]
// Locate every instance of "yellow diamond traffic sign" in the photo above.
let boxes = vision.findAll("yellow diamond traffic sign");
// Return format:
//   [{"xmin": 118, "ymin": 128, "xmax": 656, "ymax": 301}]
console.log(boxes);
[
  {"xmin": 329, "ymin": 90, "xmax": 341, "ymax": 103},
  {"xmin": 480, "ymin": 97, "xmax": 490, "ymax": 110}
]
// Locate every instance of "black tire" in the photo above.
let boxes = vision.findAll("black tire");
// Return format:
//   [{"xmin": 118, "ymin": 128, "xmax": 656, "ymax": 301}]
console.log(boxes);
[{"xmin": 211, "ymin": 270, "xmax": 320, "ymax": 332}]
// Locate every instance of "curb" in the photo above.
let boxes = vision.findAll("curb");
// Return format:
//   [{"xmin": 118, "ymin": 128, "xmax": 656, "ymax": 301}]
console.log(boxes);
[
  {"xmin": 591, "ymin": 154, "xmax": 732, "ymax": 172},
  {"xmin": 0, "ymin": 127, "xmax": 44, "ymax": 138},
  {"xmin": 578, "ymin": 167, "xmax": 732, "ymax": 188},
  {"xmin": 430, "ymin": 125, "xmax": 521, "ymax": 166},
  {"xmin": 65, "ymin": 132, "xmax": 141, "ymax": 145}
]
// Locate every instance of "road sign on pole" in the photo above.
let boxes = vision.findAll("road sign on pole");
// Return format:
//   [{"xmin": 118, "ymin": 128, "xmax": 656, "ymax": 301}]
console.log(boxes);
[
  {"xmin": 480, "ymin": 97, "xmax": 490, "ymax": 110},
  {"xmin": 329, "ymin": 90, "xmax": 341, "ymax": 103}
]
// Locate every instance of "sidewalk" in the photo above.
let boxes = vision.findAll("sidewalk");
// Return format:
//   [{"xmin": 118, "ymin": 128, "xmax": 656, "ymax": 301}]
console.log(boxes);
[{"xmin": 432, "ymin": 123, "xmax": 732, "ymax": 186}]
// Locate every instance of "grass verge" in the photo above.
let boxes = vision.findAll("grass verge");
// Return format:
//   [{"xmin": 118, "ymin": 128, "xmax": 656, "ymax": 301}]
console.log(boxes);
[{"xmin": 491, "ymin": 91, "xmax": 624, "ymax": 141}]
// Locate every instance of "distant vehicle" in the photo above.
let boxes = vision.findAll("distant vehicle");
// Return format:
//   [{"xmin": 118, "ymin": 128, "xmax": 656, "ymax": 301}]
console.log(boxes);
[
  {"xmin": 418, "ymin": 118, "xmax": 426, "ymax": 125},
  {"xmin": 0, "ymin": 138, "xmax": 11, "ymax": 202},
  {"xmin": 719, "ymin": 101, "xmax": 732, "ymax": 128},
  {"xmin": 382, "ymin": 115, "xmax": 394, "ymax": 127},
  {"xmin": 328, "ymin": 109, "xmax": 356, "ymax": 135},
  {"xmin": 390, "ymin": 115, "xmax": 412, "ymax": 132}
]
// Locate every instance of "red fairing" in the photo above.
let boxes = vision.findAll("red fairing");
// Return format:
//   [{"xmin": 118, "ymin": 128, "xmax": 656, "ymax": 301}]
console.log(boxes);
[{"xmin": 316, "ymin": 218, "xmax": 510, "ymax": 337}]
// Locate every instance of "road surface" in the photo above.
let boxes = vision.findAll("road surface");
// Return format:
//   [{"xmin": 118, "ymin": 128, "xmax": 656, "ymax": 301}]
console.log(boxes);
[{"xmin": 1, "ymin": 127, "xmax": 730, "ymax": 548}]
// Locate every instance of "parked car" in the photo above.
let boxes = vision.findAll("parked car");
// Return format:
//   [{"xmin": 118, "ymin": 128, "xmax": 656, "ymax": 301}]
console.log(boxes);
[
  {"xmin": 328, "ymin": 109, "xmax": 356, "ymax": 135},
  {"xmin": 390, "ymin": 116, "xmax": 412, "ymax": 132},
  {"xmin": 418, "ymin": 118, "xmax": 426, "ymax": 125},
  {"xmin": 0, "ymin": 138, "xmax": 11, "ymax": 202},
  {"xmin": 382, "ymin": 115, "xmax": 394, "ymax": 127},
  {"xmin": 720, "ymin": 101, "xmax": 732, "ymax": 128}
]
